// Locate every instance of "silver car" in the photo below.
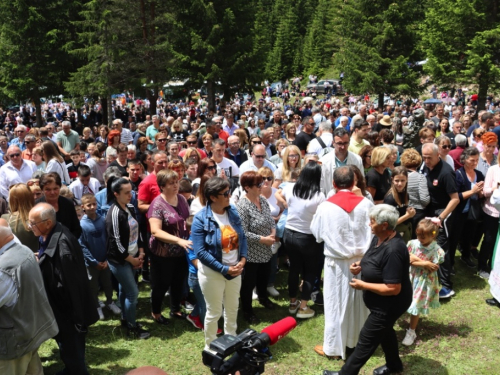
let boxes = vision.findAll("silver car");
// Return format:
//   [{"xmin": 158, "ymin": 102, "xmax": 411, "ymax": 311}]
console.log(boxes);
[{"xmin": 306, "ymin": 79, "xmax": 342, "ymax": 94}]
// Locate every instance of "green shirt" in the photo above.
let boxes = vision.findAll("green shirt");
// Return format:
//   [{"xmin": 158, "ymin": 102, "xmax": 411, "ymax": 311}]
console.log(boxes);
[{"xmin": 56, "ymin": 130, "xmax": 80, "ymax": 153}]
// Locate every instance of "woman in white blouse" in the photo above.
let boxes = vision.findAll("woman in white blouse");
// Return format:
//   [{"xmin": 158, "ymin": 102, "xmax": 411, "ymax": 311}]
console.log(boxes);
[{"xmin": 42, "ymin": 141, "xmax": 70, "ymax": 185}]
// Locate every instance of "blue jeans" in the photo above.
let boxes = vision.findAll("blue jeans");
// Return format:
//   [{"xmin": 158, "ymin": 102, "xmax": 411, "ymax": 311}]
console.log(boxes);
[
  {"xmin": 188, "ymin": 272, "xmax": 206, "ymax": 323},
  {"xmin": 108, "ymin": 261, "xmax": 139, "ymax": 327}
]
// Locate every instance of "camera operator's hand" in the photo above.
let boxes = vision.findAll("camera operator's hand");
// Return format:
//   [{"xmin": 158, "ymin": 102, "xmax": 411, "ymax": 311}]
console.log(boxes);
[{"xmin": 227, "ymin": 265, "xmax": 243, "ymax": 277}]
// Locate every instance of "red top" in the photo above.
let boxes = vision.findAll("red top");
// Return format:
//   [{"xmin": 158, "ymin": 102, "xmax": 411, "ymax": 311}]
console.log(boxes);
[{"xmin": 327, "ymin": 190, "xmax": 364, "ymax": 213}]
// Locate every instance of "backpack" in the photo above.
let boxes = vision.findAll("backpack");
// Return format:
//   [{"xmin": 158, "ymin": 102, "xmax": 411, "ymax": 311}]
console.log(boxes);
[{"xmin": 316, "ymin": 136, "xmax": 334, "ymax": 158}]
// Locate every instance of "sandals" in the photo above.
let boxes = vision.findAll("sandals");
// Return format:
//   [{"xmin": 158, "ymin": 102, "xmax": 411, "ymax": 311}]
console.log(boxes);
[
  {"xmin": 169, "ymin": 311, "xmax": 187, "ymax": 319},
  {"xmin": 152, "ymin": 314, "xmax": 170, "ymax": 325}
]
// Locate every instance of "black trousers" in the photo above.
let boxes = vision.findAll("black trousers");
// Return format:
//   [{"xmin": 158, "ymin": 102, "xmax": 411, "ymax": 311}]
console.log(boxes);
[
  {"xmin": 448, "ymin": 212, "xmax": 478, "ymax": 265},
  {"xmin": 149, "ymin": 254, "xmax": 188, "ymax": 314},
  {"xmin": 54, "ymin": 320, "xmax": 89, "ymax": 375},
  {"xmin": 283, "ymin": 228, "xmax": 323, "ymax": 300},
  {"xmin": 478, "ymin": 214, "xmax": 499, "ymax": 272},
  {"xmin": 435, "ymin": 211, "xmax": 453, "ymax": 290},
  {"xmin": 339, "ymin": 310, "xmax": 405, "ymax": 375},
  {"xmin": 240, "ymin": 261, "xmax": 271, "ymax": 314}
]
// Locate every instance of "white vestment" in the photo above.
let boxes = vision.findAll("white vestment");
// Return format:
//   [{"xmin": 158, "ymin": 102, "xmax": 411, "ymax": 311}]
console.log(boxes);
[{"xmin": 310, "ymin": 192, "xmax": 373, "ymax": 359}]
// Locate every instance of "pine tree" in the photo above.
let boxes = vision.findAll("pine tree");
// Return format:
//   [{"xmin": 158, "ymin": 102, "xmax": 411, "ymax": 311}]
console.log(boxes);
[
  {"xmin": 332, "ymin": 0, "xmax": 424, "ymax": 107},
  {"xmin": 422, "ymin": 0, "xmax": 500, "ymax": 110},
  {"xmin": 0, "ymin": 0, "xmax": 82, "ymax": 126}
]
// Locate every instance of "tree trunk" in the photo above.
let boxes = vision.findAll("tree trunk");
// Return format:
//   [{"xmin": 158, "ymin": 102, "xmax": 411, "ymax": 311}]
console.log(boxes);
[
  {"xmin": 107, "ymin": 94, "xmax": 113, "ymax": 125},
  {"xmin": 477, "ymin": 76, "xmax": 488, "ymax": 112},
  {"xmin": 207, "ymin": 80, "xmax": 216, "ymax": 113},
  {"xmin": 378, "ymin": 92, "xmax": 384, "ymax": 112},
  {"xmin": 101, "ymin": 98, "xmax": 108, "ymax": 125},
  {"xmin": 34, "ymin": 98, "xmax": 43, "ymax": 128}
]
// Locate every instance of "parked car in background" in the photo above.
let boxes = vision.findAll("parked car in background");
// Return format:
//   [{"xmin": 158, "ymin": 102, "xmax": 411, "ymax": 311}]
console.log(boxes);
[{"xmin": 306, "ymin": 79, "xmax": 343, "ymax": 94}]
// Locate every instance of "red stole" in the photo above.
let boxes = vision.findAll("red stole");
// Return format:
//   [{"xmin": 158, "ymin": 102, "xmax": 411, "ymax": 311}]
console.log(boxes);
[{"xmin": 327, "ymin": 191, "xmax": 364, "ymax": 213}]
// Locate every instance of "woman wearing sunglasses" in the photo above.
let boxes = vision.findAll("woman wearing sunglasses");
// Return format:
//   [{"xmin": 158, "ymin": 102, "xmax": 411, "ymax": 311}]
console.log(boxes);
[
  {"xmin": 236, "ymin": 171, "xmax": 276, "ymax": 324},
  {"xmin": 435, "ymin": 135, "xmax": 454, "ymax": 169},
  {"xmin": 192, "ymin": 177, "xmax": 247, "ymax": 350}
]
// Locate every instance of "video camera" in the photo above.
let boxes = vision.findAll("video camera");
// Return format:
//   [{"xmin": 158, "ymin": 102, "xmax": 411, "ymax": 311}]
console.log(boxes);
[{"xmin": 202, "ymin": 317, "xmax": 297, "ymax": 375}]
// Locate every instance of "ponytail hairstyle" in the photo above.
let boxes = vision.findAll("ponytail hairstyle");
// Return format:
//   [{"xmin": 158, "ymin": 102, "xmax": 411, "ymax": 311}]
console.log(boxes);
[{"xmin": 106, "ymin": 175, "xmax": 131, "ymax": 204}]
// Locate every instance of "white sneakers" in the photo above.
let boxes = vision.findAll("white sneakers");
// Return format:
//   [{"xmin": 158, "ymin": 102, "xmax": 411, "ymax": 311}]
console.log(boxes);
[
  {"xmin": 267, "ymin": 286, "xmax": 280, "ymax": 297},
  {"xmin": 252, "ymin": 288, "xmax": 259, "ymax": 300},
  {"xmin": 97, "ymin": 307, "xmax": 105, "ymax": 320},
  {"xmin": 289, "ymin": 300, "xmax": 300, "ymax": 314},
  {"xmin": 402, "ymin": 329, "xmax": 417, "ymax": 346},
  {"xmin": 107, "ymin": 301, "xmax": 121, "ymax": 315}
]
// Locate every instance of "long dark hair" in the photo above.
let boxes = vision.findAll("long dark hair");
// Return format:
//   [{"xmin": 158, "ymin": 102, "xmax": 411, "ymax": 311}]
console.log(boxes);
[
  {"xmin": 106, "ymin": 175, "xmax": 131, "ymax": 204},
  {"xmin": 292, "ymin": 161, "xmax": 322, "ymax": 200},
  {"xmin": 386, "ymin": 166, "xmax": 408, "ymax": 206}
]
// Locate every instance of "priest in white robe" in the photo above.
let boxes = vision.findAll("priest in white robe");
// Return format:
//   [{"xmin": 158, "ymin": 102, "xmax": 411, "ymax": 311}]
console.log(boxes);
[{"xmin": 311, "ymin": 166, "xmax": 373, "ymax": 359}]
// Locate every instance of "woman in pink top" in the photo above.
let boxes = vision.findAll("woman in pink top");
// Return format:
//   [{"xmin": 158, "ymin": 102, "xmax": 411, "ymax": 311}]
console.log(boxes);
[{"xmin": 478, "ymin": 150, "xmax": 500, "ymax": 279}]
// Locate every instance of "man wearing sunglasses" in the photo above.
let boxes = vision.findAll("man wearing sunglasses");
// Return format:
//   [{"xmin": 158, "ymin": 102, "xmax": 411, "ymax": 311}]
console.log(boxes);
[
  {"xmin": 21, "ymin": 135, "xmax": 36, "ymax": 160},
  {"xmin": 0, "ymin": 146, "xmax": 37, "ymax": 201},
  {"xmin": 10, "ymin": 125, "xmax": 28, "ymax": 151},
  {"xmin": 179, "ymin": 134, "xmax": 207, "ymax": 159},
  {"xmin": 239, "ymin": 144, "xmax": 276, "ymax": 177}
]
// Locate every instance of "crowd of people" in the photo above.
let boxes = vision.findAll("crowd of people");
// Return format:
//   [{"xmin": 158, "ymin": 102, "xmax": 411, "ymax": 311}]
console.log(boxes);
[{"xmin": 1, "ymin": 89, "xmax": 500, "ymax": 375}]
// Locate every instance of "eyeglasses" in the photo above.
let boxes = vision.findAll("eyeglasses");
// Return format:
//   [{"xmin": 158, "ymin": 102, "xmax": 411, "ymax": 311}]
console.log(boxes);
[
  {"xmin": 187, "ymin": 141, "xmax": 197, "ymax": 145},
  {"xmin": 9, "ymin": 153, "xmax": 21, "ymax": 158},
  {"xmin": 218, "ymin": 190, "xmax": 231, "ymax": 197},
  {"xmin": 214, "ymin": 122, "xmax": 222, "ymax": 125},
  {"xmin": 335, "ymin": 142, "xmax": 349, "ymax": 147},
  {"xmin": 441, "ymin": 145, "xmax": 451, "ymax": 149},
  {"xmin": 207, "ymin": 165, "xmax": 217, "ymax": 171},
  {"xmin": 252, "ymin": 141, "xmax": 262, "ymax": 144},
  {"xmin": 262, "ymin": 176, "xmax": 273, "ymax": 181},
  {"xmin": 288, "ymin": 154, "xmax": 299, "ymax": 159},
  {"xmin": 366, "ymin": 155, "xmax": 372, "ymax": 158},
  {"xmin": 254, "ymin": 154, "xmax": 266, "ymax": 159},
  {"xmin": 26, "ymin": 219, "xmax": 48, "ymax": 229},
  {"xmin": 25, "ymin": 141, "xmax": 32, "ymax": 144},
  {"xmin": 157, "ymin": 138, "xmax": 167, "ymax": 142},
  {"xmin": 229, "ymin": 142, "xmax": 240, "ymax": 146},
  {"xmin": 15, "ymin": 130, "xmax": 25, "ymax": 133}
]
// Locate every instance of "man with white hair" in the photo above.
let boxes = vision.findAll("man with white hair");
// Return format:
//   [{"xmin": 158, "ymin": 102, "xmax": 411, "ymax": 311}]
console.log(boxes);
[
  {"xmin": 226, "ymin": 135, "xmax": 248, "ymax": 167},
  {"xmin": 113, "ymin": 119, "xmax": 133, "ymax": 145},
  {"xmin": 334, "ymin": 107, "xmax": 352, "ymax": 131},
  {"xmin": 307, "ymin": 121, "xmax": 333, "ymax": 156},
  {"xmin": 366, "ymin": 114, "xmax": 376, "ymax": 130},
  {"xmin": 0, "ymin": 146, "xmax": 37, "ymax": 200},
  {"xmin": 10, "ymin": 125, "xmax": 28, "ymax": 151},
  {"xmin": 0, "ymin": 224, "xmax": 59, "ymax": 374},
  {"xmin": 29, "ymin": 203, "xmax": 98, "ymax": 375},
  {"xmin": 449, "ymin": 132, "xmax": 467, "ymax": 169},
  {"xmin": 311, "ymin": 166, "xmax": 373, "ymax": 360},
  {"xmin": 351, "ymin": 105, "xmax": 367, "ymax": 126},
  {"xmin": 421, "ymin": 143, "xmax": 459, "ymax": 299}
]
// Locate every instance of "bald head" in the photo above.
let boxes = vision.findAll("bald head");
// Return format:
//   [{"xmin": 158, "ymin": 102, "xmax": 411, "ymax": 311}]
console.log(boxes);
[
  {"xmin": 29, "ymin": 203, "xmax": 57, "ymax": 233},
  {"xmin": 422, "ymin": 143, "xmax": 439, "ymax": 155},
  {"xmin": 252, "ymin": 144, "xmax": 267, "ymax": 167}
]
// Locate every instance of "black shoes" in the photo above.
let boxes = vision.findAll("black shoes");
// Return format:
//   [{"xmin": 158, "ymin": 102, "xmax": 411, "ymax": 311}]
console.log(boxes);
[
  {"xmin": 128, "ymin": 325, "xmax": 151, "ymax": 339},
  {"xmin": 243, "ymin": 312, "xmax": 260, "ymax": 325},
  {"xmin": 461, "ymin": 256, "xmax": 476, "ymax": 268},
  {"xmin": 373, "ymin": 365, "xmax": 403, "ymax": 375},
  {"xmin": 259, "ymin": 299, "xmax": 276, "ymax": 310},
  {"xmin": 470, "ymin": 248, "xmax": 479, "ymax": 260},
  {"xmin": 152, "ymin": 314, "xmax": 170, "ymax": 325},
  {"xmin": 486, "ymin": 298, "xmax": 500, "ymax": 307}
]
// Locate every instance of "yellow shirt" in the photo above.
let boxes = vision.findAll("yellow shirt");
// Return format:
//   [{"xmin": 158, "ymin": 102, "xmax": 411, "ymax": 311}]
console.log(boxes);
[{"xmin": 349, "ymin": 138, "xmax": 369, "ymax": 155}]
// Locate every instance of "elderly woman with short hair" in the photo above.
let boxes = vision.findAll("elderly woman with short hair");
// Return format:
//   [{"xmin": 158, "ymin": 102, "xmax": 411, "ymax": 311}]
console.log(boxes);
[
  {"xmin": 148, "ymin": 169, "xmax": 191, "ymax": 324},
  {"xmin": 236, "ymin": 171, "xmax": 276, "ymax": 324},
  {"xmin": 324, "ymin": 204, "xmax": 412, "ymax": 375}
]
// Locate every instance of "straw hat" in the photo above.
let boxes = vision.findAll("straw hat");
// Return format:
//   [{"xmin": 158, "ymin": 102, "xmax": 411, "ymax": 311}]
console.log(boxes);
[{"xmin": 379, "ymin": 115, "xmax": 392, "ymax": 127}]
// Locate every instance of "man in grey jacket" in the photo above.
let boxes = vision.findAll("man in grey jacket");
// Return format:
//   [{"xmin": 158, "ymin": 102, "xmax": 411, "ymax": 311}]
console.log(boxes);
[{"xmin": 0, "ymin": 224, "xmax": 59, "ymax": 374}]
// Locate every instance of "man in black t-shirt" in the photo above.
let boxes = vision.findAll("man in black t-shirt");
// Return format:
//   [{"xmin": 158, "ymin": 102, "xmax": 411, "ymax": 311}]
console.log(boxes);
[
  {"xmin": 420, "ymin": 143, "xmax": 459, "ymax": 298},
  {"xmin": 127, "ymin": 159, "xmax": 143, "ymax": 192},
  {"xmin": 293, "ymin": 117, "xmax": 317, "ymax": 156}
]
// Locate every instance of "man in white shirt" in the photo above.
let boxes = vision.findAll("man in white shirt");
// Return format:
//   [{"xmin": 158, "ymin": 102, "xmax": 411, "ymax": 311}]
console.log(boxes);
[
  {"xmin": 113, "ymin": 119, "xmax": 133, "ymax": 145},
  {"xmin": 212, "ymin": 139, "xmax": 240, "ymax": 179},
  {"xmin": 320, "ymin": 127, "xmax": 364, "ymax": 195},
  {"xmin": 0, "ymin": 146, "xmax": 37, "ymax": 200},
  {"xmin": 239, "ymin": 144, "xmax": 276, "ymax": 177},
  {"xmin": 312, "ymin": 107, "xmax": 326, "ymax": 128},
  {"xmin": 223, "ymin": 114, "xmax": 238, "ymax": 136},
  {"xmin": 307, "ymin": 122, "xmax": 333, "ymax": 156}
]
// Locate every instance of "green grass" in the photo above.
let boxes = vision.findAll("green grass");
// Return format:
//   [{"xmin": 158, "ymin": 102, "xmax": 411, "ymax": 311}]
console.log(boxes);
[{"xmin": 39, "ymin": 257, "xmax": 500, "ymax": 375}]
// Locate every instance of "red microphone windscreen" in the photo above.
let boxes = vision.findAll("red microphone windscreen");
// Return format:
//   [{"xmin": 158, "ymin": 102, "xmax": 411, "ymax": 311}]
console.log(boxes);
[{"xmin": 261, "ymin": 317, "xmax": 297, "ymax": 345}]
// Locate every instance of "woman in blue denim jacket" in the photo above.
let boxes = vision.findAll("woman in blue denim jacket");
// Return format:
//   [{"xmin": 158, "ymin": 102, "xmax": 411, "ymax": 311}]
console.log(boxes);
[{"xmin": 191, "ymin": 177, "xmax": 247, "ymax": 350}]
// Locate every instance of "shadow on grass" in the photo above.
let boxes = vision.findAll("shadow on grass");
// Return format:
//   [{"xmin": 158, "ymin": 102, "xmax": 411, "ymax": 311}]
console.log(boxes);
[
  {"xmin": 40, "ymin": 345, "xmax": 133, "ymax": 375},
  {"xmin": 402, "ymin": 355, "xmax": 449, "ymax": 375},
  {"xmin": 397, "ymin": 317, "xmax": 472, "ymax": 347}
]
